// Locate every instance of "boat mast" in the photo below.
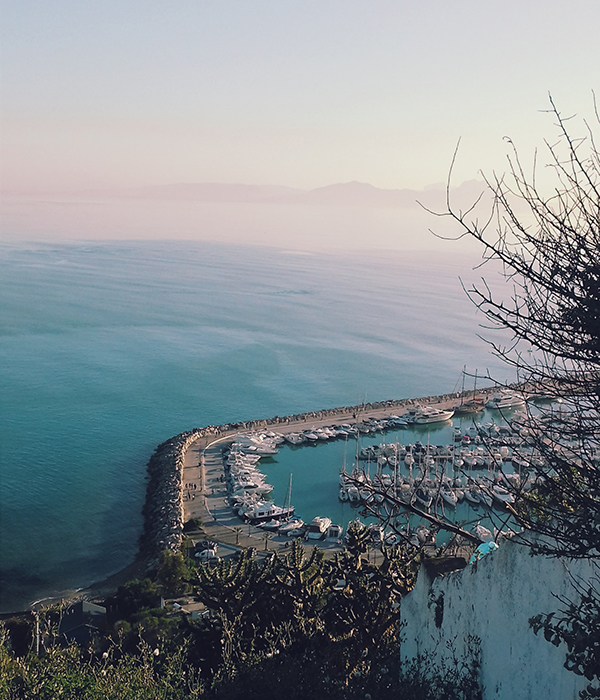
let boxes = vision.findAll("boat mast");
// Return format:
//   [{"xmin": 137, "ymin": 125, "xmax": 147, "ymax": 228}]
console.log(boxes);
[{"xmin": 284, "ymin": 473, "xmax": 293, "ymax": 511}]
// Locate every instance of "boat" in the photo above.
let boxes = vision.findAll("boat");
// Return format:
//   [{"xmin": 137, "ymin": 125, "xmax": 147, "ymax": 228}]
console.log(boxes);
[
  {"xmin": 408, "ymin": 406, "xmax": 455, "ymax": 424},
  {"xmin": 486, "ymin": 392, "xmax": 526, "ymax": 410},
  {"xmin": 478, "ymin": 490, "xmax": 493, "ymax": 508},
  {"xmin": 471, "ymin": 523, "xmax": 493, "ymax": 542},
  {"xmin": 453, "ymin": 367, "xmax": 485, "ymax": 416},
  {"xmin": 463, "ymin": 488, "xmax": 481, "ymax": 506},
  {"xmin": 492, "ymin": 484, "xmax": 515, "ymax": 506},
  {"xmin": 453, "ymin": 400, "xmax": 485, "ymax": 416},
  {"xmin": 258, "ymin": 519, "xmax": 282, "ymax": 531},
  {"xmin": 284, "ymin": 432, "xmax": 305, "ymax": 445},
  {"xmin": 243, "ymin": 501, "xmax": 295, "ymax": 523},
  {"xmin": 413, "ymin": 486, "xmax": 433, "ymax": 509},
  {"xmin": 439, "ymin": 483, "xmax": 458, "ymax": 508},
  {"xmin": 306, "ymin": 516, "xmax": 332, "ymax": 540},
  {"xmin": 278, "ymin": 518, "xmax": 305, "ymax": 534},
  {"xmin": 347, "ymin": 486, "xmax": 360, "ymax": 504}
]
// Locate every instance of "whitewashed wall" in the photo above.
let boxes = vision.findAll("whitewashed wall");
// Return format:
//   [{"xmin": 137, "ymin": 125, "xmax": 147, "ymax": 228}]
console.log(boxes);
[{"xmin": 400, "ymin": 536, "xmax": 595, "ymax": 699}]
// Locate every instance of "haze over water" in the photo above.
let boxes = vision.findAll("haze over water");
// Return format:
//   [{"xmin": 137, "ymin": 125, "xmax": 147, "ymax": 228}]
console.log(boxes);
[{"xmin": 0, "ymin": 236, "xmax": 512, "ymax": 612}]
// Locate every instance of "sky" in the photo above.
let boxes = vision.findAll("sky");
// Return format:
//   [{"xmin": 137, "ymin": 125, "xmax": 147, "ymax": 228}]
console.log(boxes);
[
  {"xmin": 2, "ymin": 1, "xmax": 599, "ymax": 193},
  {"xmin": 1, "ymin": 1, "xmax": 599, "ymax": 247}
]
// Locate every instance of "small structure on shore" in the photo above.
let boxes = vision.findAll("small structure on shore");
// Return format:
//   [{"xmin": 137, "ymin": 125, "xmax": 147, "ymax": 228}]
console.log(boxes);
[{"xmin": 59, "ymin": 601, "xmax": 107, "ymax": 645}]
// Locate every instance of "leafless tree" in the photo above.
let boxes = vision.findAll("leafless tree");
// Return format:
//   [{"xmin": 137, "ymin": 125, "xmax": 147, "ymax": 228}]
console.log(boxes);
[
  {"xmin": 432, "ymin": 96, "xmax": 600, "ymax": 560},
  {"xmin": 435, "ymin": 95, "xmax": 600, "ymax": 698}
]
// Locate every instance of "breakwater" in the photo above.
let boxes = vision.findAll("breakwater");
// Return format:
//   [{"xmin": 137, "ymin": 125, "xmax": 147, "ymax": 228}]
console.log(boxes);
[{"xmin": 138, "ymin": 389, "xmax": 492, "ymax": 566}]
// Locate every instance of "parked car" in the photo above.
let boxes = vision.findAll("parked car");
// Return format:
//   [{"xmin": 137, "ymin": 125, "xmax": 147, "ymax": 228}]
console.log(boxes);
[{"xmin": 195, "ymin": 549, "xmax": 219, "ymax": 562}]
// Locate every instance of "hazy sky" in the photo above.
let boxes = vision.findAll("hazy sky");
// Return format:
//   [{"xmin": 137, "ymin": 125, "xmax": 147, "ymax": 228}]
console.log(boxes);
[{"xmin": 2, "ymin": 1, "xmax": 599, "ymax": 195}]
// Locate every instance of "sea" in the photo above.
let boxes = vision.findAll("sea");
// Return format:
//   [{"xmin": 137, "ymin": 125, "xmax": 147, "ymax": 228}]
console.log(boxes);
[{"xmin": 0, "ymin": 238, "xmax": 513, "ymax": 612}]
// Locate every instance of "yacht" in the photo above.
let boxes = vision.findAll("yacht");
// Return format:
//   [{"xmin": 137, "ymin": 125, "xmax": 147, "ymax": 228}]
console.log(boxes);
[
  {"xmin": 412, "ymin": 486, "xmax": 433, "ymax": 509},
  {"xmin": 278, "ymin": 518, "xmax": 305, "ymax": 534},
  {"xmin": 243, "ymin": 501, "xmax": 295, "ymax": 523},
  {"xmin": 408, "ymin": 406, "xmax": 455, "ymax": 424},
  {"xmin": 306, "ymin": 516, "xmax": 332, "ymax": 540},
  {"xmin": 486, "ymin": 392, "xmax": 526, "ymax": 410}
]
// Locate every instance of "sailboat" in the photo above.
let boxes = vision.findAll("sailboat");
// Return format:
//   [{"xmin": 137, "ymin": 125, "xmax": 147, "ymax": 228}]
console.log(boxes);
[{"xmin": 454, "ymin": 367, "xmax": 485, "ymax": 416}]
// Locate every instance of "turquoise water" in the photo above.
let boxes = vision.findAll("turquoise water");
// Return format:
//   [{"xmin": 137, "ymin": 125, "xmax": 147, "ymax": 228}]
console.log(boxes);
[
  {"xmin": 0, "ymin": 240, "xmax": 509, "ymax": 611},
  {"xmin": 261, "ymin": 413, "xmax": 517, "ymax": 536}
]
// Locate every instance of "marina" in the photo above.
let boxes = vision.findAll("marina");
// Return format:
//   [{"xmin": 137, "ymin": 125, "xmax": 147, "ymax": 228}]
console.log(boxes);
[{"xmin": 181, "ymin": 387, "xmax": 549, "ymax": 558}]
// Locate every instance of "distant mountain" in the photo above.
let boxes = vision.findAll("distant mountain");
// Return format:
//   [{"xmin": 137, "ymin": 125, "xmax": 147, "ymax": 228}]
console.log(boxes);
[
  {"xmin": 81, "ymin": 182, "xmax": 304, "ymax": 202},
  {"xmin": 57, "ymin": 180, "xmax": 485, "ymax": 209}
]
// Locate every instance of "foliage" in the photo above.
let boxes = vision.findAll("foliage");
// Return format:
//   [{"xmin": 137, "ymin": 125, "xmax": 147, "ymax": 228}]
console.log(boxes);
[
  {"xmin": 0, "ymin": 530, "xmax": 478, "ymax": 699},
  {"xmin": 109, "ymin": 578, "xmax": 162, "ymax": 619},
  {"xmin": 156, "ymin": 549, "xmax": 190, "ymax": 597},
  {"xmin": 441, "ymin": 96, "xmax": 600, "ymax": 559},
  {"xmin": 530, "ymin": 574, "xmax": 600, "ymax": 699},
  {"xmin": 0, "ymin": 626, "xmax": 204, "ymax": 700},
  {"xmin": 184, "ymin": 518, "xmax": 203, "ymax": 533}
]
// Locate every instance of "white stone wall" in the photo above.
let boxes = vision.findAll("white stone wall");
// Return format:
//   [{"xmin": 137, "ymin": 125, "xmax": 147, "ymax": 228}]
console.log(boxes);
[{"xmin": 400, "ymin": 537, "xmax": 596, "ymax": 699}]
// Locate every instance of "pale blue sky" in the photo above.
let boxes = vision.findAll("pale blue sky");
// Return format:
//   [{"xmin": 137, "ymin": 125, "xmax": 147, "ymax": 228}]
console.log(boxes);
[{"xmin": 2, "ymin": 1, "xmax": 599, "ymax": 193}]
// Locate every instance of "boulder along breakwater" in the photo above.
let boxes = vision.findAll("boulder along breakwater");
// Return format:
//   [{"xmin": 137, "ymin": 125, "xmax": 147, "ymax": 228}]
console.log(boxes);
[{"xmin": 138, "ymin": 389, "xmax": 490, "ymax": 568}]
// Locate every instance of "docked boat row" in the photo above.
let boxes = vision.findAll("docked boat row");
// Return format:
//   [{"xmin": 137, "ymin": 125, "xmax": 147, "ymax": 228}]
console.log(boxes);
[
  {"xmin": 222, "ymin": 431, "xmax": 343, "ymax": 541},
  {"xmin": 339, "ymin": 459, "xmax": 518, "ymax": 512},
  {"xmin": 223, "ymin": 432, "xmax": 294, "ymax": 524}
]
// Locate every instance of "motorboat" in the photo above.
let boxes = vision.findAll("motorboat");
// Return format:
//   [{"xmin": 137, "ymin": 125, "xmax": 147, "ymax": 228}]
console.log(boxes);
[
  {"xmin": 243, "ymin": 501, "xmax": 295, "ymax": 523},
  {"xmin": 486, "ymin": 392, "xmax": 526, "ymax": 410},
  {"xmin": 284, "ymin": 432, "xmax": 305, "ymax": 445},
  {"xmin": 471, "ymin": 523, "xmax": 493, "ymax": 542},
  {"xmin": 463, "ymin": 488, "xmax": 481, "ymax": 506},
  {"xmin": 278, "ymin": 518, "xmax": 305, "ymax": 534},
  {"xmin": 492, "ymin": 484, "xmax": 515, "ymax": 506},
  {"xmin": 478, "ymin": 490, "xmax": 493, "ymax": 508},
  {"xmin": 257, "ymin": 519, "xmax": 282, "ymax": 531},
  {"xmin": 408, "ymin": 406, "xmax": 455, "ymax": 424},
  {"xmin": 439, "ymin": 484, "xmax": 458, "ymax": 508},
  {"xmin": 307, "ymin": 516, "xmax": 332, "ymax": 539}
]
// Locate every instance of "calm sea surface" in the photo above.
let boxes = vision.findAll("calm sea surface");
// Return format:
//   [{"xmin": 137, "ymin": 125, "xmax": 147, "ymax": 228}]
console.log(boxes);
[{"xmin": 0, "ymin": 240, "xmax": 510, "ymax": 611}]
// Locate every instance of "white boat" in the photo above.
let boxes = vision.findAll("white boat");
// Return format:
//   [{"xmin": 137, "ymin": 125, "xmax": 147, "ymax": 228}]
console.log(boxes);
[
  {"xmin": 478, "ymin": 490, "xmax": 493, "ymax": 508},
  {"xmin": 257, "ymin": 519, "xmax": 282, "ymax": 531},
  {"xmin": 439, "ymin": 484, "xmax": 458, "ymax": 508},
  {"xmin": 243, "ymin": 501, "xmax": 295, "ymax": 523},
  {"xmin": 486, "ymin": 392, "xmax": 526, "ymax": 410},
  {"xmin": 416, "ymin": 524, "xmax": 433, "ymax": 544},
  {"xmin": 412, "ymin": 486, "xmax": 433, "ymax": 509},
  {"xmin": 278, "ymin": 518, "xmax": 305, "ymax": 533},
  {"xmin": 492, "ymin": 484, "xmax": 515, "ymax": 506},
  {"xmin": 471, "ymin": 523, "xmax": 493, "ymax": 542},
  {"xmin": 408, "ymin": 406, "xmax": 455, "ymax": 424},
  {"xmin": 463, "ymin": 488, "xmax": 481, "ymax": 505},
  {"xmin": 284, "ymin": 432, "xmax": 305, "ymax": 445},
  {"xmin": 306, "ymin": 516, "xmax": 332, "ymax": 539},
  {"xmin": 347, "ymin": 486, "xmax": 360, "ymax": 504},
  {"xmin": 286, "ymin": 527, "xmax": 306, "ymax": 538}
]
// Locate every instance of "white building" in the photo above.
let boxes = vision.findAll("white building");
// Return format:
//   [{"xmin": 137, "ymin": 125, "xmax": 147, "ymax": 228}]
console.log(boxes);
[{"xmin": 400, "ymin": 535, "xmax": 595, "ymax": 699}]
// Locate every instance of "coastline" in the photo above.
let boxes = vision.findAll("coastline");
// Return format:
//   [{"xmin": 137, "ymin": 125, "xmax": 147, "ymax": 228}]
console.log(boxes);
[{"xmin": 16, "ymin": 387, "xmax": 500, "ymax": 614}]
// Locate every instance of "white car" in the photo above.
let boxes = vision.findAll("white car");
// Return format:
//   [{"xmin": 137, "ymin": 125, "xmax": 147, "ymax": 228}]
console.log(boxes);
[{"xmin": 195, "ymin": 548, "xmax": 219, "ymax": 562}]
